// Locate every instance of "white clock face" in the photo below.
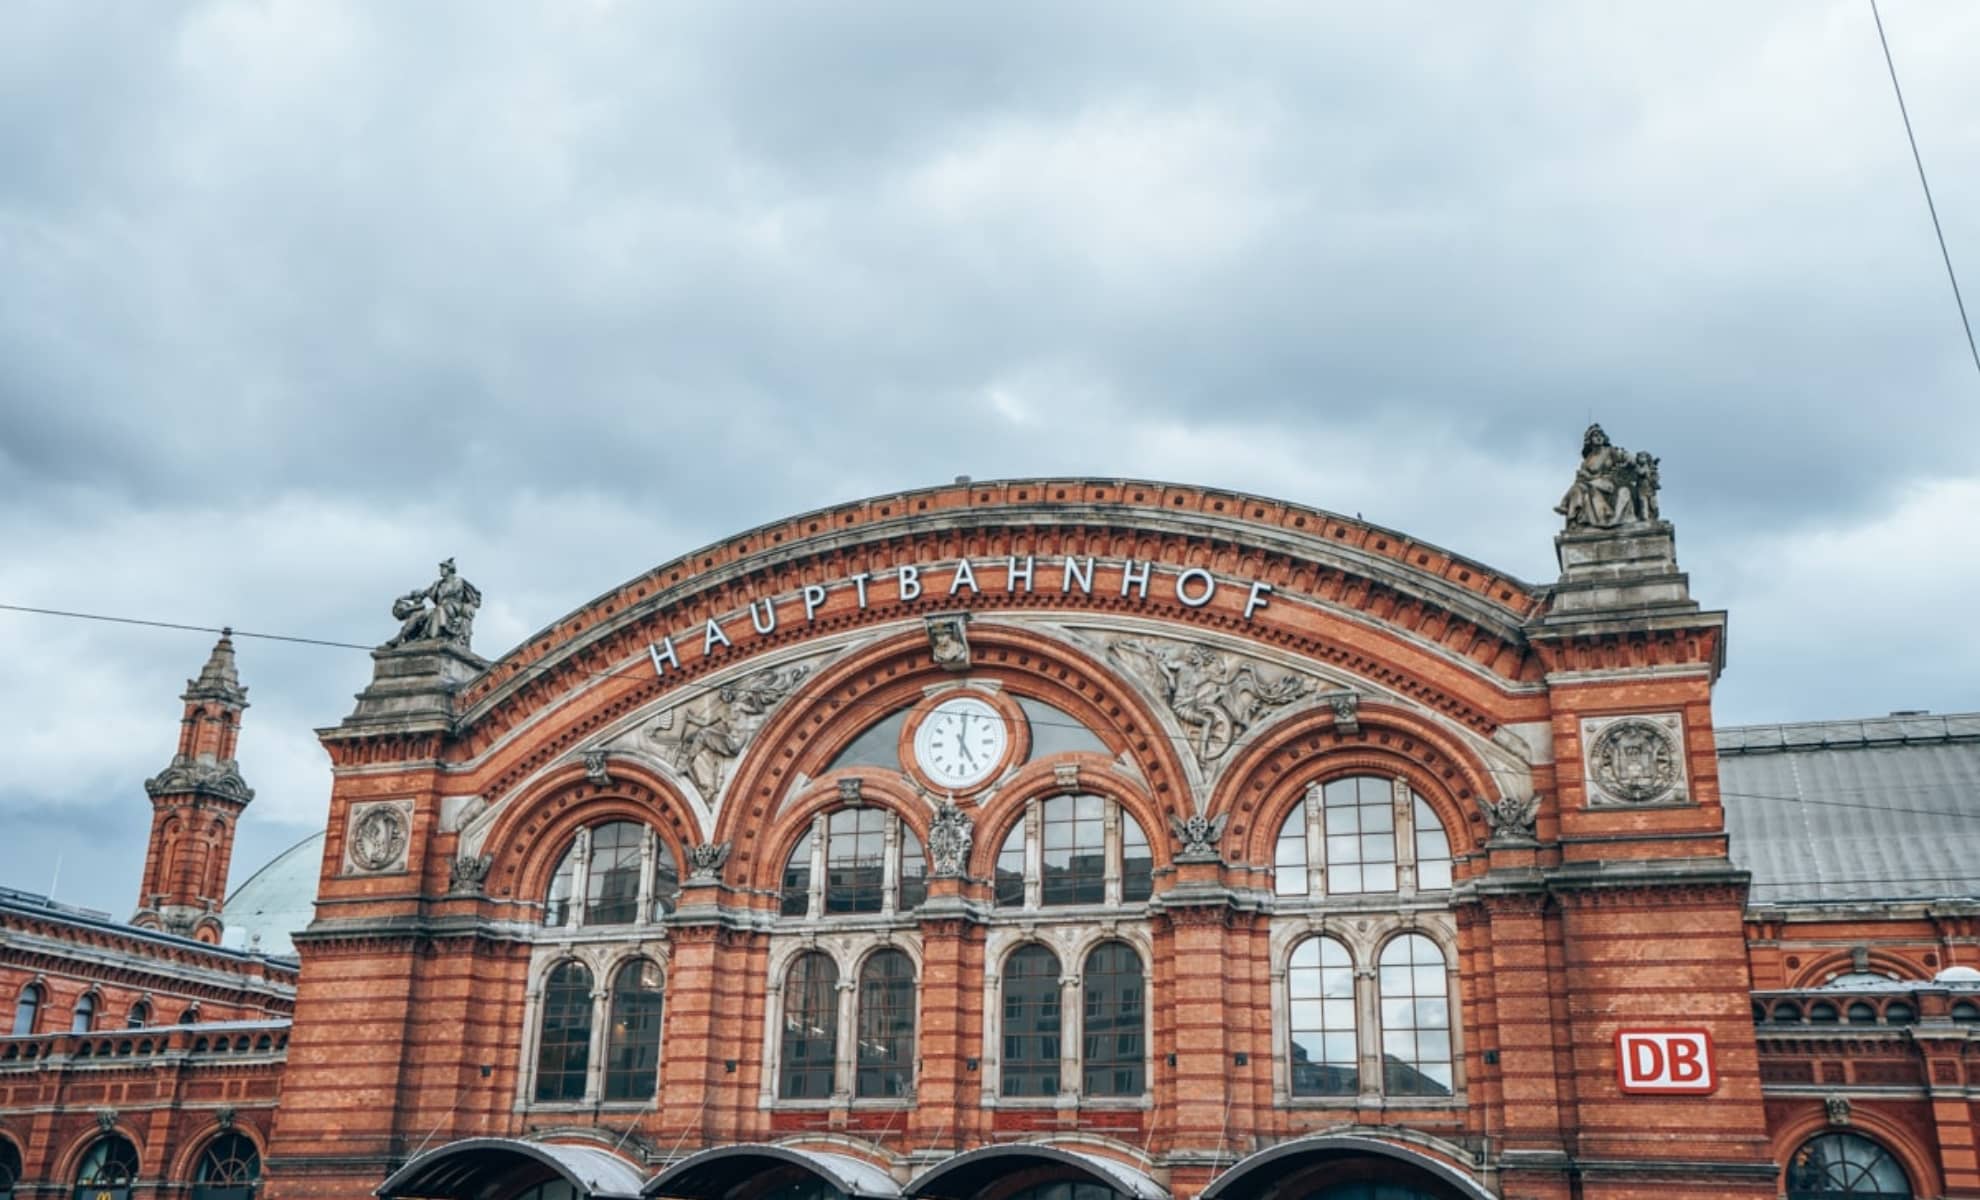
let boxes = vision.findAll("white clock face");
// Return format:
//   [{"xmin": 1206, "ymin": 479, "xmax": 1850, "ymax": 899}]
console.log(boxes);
[{"xmin": 912, "ymin": 695, "xmax": 1008, "ymax": 790}]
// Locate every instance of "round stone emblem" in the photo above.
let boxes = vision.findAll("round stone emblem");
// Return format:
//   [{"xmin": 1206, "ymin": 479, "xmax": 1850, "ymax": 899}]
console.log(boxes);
[
  {"xmin": 1590, "ymin": 718, "xmax": 1681, "ymax": 804},
  {"xmin": 350, "ymin": 805, "xmax": 409, "ymax": 871}
]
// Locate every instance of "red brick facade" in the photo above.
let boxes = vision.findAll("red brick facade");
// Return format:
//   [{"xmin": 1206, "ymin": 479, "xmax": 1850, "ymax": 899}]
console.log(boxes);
[{"xmin": 4, "ymin": 478, "xmax": 1976, "ymax": 1200}]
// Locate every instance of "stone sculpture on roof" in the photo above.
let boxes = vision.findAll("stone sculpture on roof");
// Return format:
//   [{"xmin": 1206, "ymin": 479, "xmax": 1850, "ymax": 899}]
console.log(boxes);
[
  {"xmin": 1555, "ymin": 423, "xmax": 1662, "ymax": 531},
  {"xmin": 385, "ymin": 557, "xmax": 482, "ymax": 649}
]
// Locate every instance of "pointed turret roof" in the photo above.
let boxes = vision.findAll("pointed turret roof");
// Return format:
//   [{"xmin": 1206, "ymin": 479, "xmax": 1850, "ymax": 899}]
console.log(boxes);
[{"xmin": 182, "ymin": 628, "xmax": 249, "ymax": 707}]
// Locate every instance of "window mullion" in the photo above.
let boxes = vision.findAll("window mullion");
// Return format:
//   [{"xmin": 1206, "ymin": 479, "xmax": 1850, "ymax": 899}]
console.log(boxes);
[
  {"xmin": 1024, "ymin": 799, "xmax": 1043, "ymax": 910},
  {"xmin": 570, "ymin": 828, "xmax": 592, "ymax": 930},
  {"xmin": 808, "ymin": 814, "xmax": 827, "ymax": 918},
  {"xmin": 1305, "ymin": 784, "xmax": 1326, "ymax": 895},
  {"xmin": 1393, "ymin": 777, "xmax": 1418, "ymax": 896},
  {"xmin": 1059, "ymin": 968, "xmax": 1081, "ymax": 1103},
  {"xmin": 833, "ymin": 975, "xmax": 857, "ymax": 1102},
  {"xmin": 881, "ymin": 816, "xmax": 901, "ymax": 916},
  {"xmin": 1356, "ymin": 962, "xmax": 1381, "ymax": 1102},
  {"xmin": 584, "ymin": 981, "xmax": 608, "ymax": 1105},
  {"xmin": 1103, "ymin": 802, "xmax": 1122, "ymax": 907},
  {"xmin": 636, "ymin": 827, "xmax": 656, "ymax": 926}
]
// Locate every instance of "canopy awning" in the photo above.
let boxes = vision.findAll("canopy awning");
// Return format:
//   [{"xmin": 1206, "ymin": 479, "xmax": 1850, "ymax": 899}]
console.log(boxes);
[
  {"xmin": 1197, "ymin": 1135, "xmax": 1491, "ymax": 1200},
  {"xmin": 642, "ymin": 1144, "xmax": 900, "ymax": 1199},
  {"xmin": 377, "ymin": 1137, "xmax": 646, "ymax": 1200},
  {"xmin": 906, "ymin": 1145, "xmax": 1166, "ymax": 1200}
]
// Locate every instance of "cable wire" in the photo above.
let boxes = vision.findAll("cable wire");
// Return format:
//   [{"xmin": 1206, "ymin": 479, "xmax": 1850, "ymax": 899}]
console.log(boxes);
[{"xmin": 1869, "ymin": 0, "xmax": 1980, "ymax": 383}]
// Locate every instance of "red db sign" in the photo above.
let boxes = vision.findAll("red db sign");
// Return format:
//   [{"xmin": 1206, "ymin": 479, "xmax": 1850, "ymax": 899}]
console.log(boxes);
[{"xmin": 1615, "ymin": 1029, "xmax": 1716, "ymax": 1095}]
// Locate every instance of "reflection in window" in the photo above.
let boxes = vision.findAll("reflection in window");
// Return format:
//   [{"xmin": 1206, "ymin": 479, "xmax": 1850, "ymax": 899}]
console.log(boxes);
[
  {"xmin": 1274, "ymin": 778, "xmax": 1452, "ymax": 896},
  {"xmin": 1274, "ymin": 797, "xmax": 1309, "ymax": 896},
  {"xmin": 1042, "ymin": 794, "xmax": 1106, "ymax": 905},
  {"xmin": 898, "ymin": 827, "xmax": 927, "ymax": 911},
  {"xmin": 12, "ymin": 986, "xmax": 40, "ymax": 1037},
  {"xmin": 1120, "ymin": 819, "xmax": 1153, "ymax": 903},
  {"xmin": 191, "ymin": 1132, "xmax": 261, "ymax": 1200},
  {"xmin": 1786, "ymin": 1132, "xmax": 1912, "ymax": 1198},
  {"xmin": 534, "ymin": 961, "xmax": 593, "ymax": 1102},
  {"xmin": 1324, "ymin": 777, "xmax": 1397, "ymax": 894},
  {"xmin": 584, "ymin": 822, "xmax": 644, "ymax": 925},
  {"xmin": 1001, "ymin": 945, "xmax": 1062, "ymax": 1097},
  {"xmin": 781, "ymin": 811, "xmax": 927, "ymax": 917},
  {"xmin": 1413, "ymin": 798, "xmax": 1452, "ymax": 890},
  {"xmin": 1017, "ymin": 696, "xmax": 1112, "ymax": 759},
  {"xmin": 826, "ymin": 808, "xmax": 888, "ymax": 914},
  {"xmin": 856, "ymin": 950, "xmax": 916, "ymax": 1099},
  {"xmin": 995, "ymin": 824, "xmax": 1025, "ymax": 907},
  {"xmin": 1378, "ymin": 935, "xmax": 1452, "ymax": 1097},
  {"xmin": 72, "ymin": 1136, "xmax": 139, "ymax": 1200},
  {"xmin": 650, "ymin": 841, "xmax": 681, "ymax": 918},
  {"xmin": 1289, "ymin": 936, "xmax": 1358, "ymax": 1096},
  {"xmin": 825, "ymin": 706, "xmax": 913, "ymax": 772},
  {"xmin": 781, "ymin": 828, "xmax": 815, "ymax": 917},
  {"xmin": 780, "ymin": 953, "xmax": 839, "ymax": 1100},
  {"xmin": 603, "ymin": 959, "xmax": 664, "ymax": 1101},
  {"xmin": 1080, "ymin": 942, "xmax": 1145, "ymax": 1096},
  {"xmin": 545, "ymin": 843, "xmax": 579, "ymax": 927}
]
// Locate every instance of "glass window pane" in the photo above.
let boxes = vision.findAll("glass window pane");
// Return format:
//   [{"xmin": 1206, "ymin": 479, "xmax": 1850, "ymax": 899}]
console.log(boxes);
[
  {"xmin": 1080, "ymin": 942, "xmax": 1145, "ymax": 1096},
  {"xmin": 544, "ymin": 844, "xmax": 579, "ymax": 927},
  {"xmin": 603, "ymin": 959, "xmax": 664, "ymax": 1101},
  {"xmin": 781, "ymin": 829, "xmax": 815, "ymax": 917},
  {"xmin": 1274, "ymin": 799, "xmax": 1309, "ymax": 896},
  {"xmin": 1000, "ymin": 945, "xmax": 1062, "ymax": 1097},
  {"xmin": 995, "ymin": 823, "xmax": 1026, "ymax": 908},
  {"xmin": 583, "ymin": 822, "xmax": 645, "ymax": 925},
  {"xmin": 1324, "ymin": 776, "xmax": 1401, "ymax": 895},
  {"xmin": 1287, "ymin": 936, "xmax": 1357, "ymax": 1097},
  {"xmin": 826, "ymin": 808, "xmax": 888, "ymax": 914},
  {"xmin": 1041, "ymin": 795, "xmax": 1105, "ymax": 906},
  {"xmin": 779, "ymin": 953, "xmax": 839, "ymax": 1099},
  {"xmin": 1413, "ymin": 796, "xmax": 1453, "ymax": 892},
  {"xmin": 534, "ymin": 962, "xmax": 593, "ymax": 1102},
  {"xmin": 898, "ymin": 826, "xmax": 927, "ymax": 911},
  {"xmin": 1377, "ymin": 935, "xmax": 1452, "ymax": 1098},
  {"xmin": 1121, "ymin": 813, "xmax": 1153, "ymax": 903},
  {"xmin": 856, "ymin": 950, "xmax": 915, "ymax": 1099}
]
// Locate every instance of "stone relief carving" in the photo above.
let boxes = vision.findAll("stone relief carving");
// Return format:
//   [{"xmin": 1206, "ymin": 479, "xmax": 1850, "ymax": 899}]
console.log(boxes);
[
  {"xmin": 216, "ymin": 1106, "xmax": 237, "ymax": 1131},
  {"xmin": 686, "ymin": 841, "xmax": 731, "ymax": 882},
  {"xmin": 448, "ymin": 853, "xmax": 493, "ymax": 895},
  {"xmin": 346, "ymin": 801, "xmax": 411, "ymax": 873},
  {"xmin": 1826, "ymin": 1094, "xmax": 1852, "ymax": 1126},
  {"xmin": 583, "ymin": 749, "xmax": 613, "ymax": 786},
  {"xmin": 1584, "ymin": 714, "xmax": 1686, "ymax": 806},
  {"xmin": 1321, "ymin": 690, "xmax": 1360, "ymax": 734},
  {"xmin": 927, "ymin": 802, "xmax": 973, "ymax": 877},
  {"xmin": 1479, "ymin": 793, "xmax": 1540, "ymax": 843},
  {"xmin": 1052, "ymin": 763, "xmax": 1081, "ymax": 793},
  {"xmin": 96, "ymin": 1109, "xmax": 118, "ymax": 1132},
  {"xmin": 647, "ymin": 664, "xmax": 810, "ymax": 801},
  {"xmin": 1556, "ymin": 423, "xmax": 1661, "ymax": 532},
  {"xmin": 1107, "ymin": 637, "xmax": 1310, "ymax": 764},
  {"xmin": 925, "ymin": 613, "xmax": 971, "ymax": 671},
  {"xmin": 384, "ymin": 557, "xmax": 482, "ymax": 650},
  {"xmin": 144, "ymin": 757, "xmax": 255, "ymax": 804},
  {"xmin": 1169, "ymin": 811, "xmax": 1229, "ymax": 863}
]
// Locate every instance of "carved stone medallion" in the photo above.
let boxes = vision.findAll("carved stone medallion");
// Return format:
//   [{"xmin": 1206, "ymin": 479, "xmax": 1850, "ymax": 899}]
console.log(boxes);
[
  {"xmin": 345, "ymin": 800, "xmax": 412, "ymax": 873},
  {"xmin": 1583, "ymin": 714, "xmax": 1685, "ymax": 806}
]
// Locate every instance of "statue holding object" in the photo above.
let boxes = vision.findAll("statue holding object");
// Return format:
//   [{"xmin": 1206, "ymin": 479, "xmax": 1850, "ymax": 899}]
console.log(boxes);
[{"xmin": 1555, "ymin": 424, "xmax": 1661, "ymax": 532}]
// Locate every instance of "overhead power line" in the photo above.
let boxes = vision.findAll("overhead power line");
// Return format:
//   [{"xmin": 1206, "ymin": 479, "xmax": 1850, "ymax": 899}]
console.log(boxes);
[{"xmin": 1869, "ymin": 0, "xmax": 1980, "ymax": 383}]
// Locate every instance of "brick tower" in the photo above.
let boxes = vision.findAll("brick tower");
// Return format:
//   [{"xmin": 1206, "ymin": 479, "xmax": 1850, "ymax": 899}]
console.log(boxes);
[{"xmin": 131, "ymin": 630, "xmax": 253, "ymax": 944}]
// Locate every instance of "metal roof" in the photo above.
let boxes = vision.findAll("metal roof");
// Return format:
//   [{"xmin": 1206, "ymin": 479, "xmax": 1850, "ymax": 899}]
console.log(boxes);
[
  {"xmin": 644, "ymin": 1145, "xmax": 899, "ymax": 1198},
  {"xmin": 220, "ymin": 831, "xmax": 324, "ymax": 957},
  {"xmin": 1718, "ymin": 712, "xmax": 1980, "ymax": 904},
  {"xmin": 377, "ymin": 1137, "xmax": 646, "ymax": 1200}
]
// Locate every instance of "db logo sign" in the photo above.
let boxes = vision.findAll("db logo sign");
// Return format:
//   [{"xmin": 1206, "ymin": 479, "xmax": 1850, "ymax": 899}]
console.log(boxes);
[{"xmin": 1615, "ymin": 1028, "xmax": 1717, "ymax": 1095}]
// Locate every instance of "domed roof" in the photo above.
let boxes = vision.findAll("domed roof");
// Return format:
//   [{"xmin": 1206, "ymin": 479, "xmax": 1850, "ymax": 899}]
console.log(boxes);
[{"xmin": 220, "ymin": 831, "xmax": 323, "ymax": 957}]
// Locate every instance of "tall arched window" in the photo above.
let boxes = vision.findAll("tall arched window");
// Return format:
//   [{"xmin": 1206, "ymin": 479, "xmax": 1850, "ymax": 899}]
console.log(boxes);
[
  {"xmin": 191, "ymin": 1132, "xmax": 262, "ymax": 1200},
  {"xmin": 71, "ymin": 993, "xmax": 96, "ymax": 1035},
  {"xmin": 1, "ymin": 1139, "xmax": 21, "ymax": 1200},
  {"xmin": 72, "ymin": 1136, "xmax": 139, "ymax": 1200},
  {"xmin": 995, "ymin": 796, "xmax": 1155, "ymax": 909},
  {"xmin": 780, "ymin": 953, "xmax": 839, "ymax": 1099},
  {"xmin": 1787, "ymin": 1133, "xmax": 1912, "ymax": 1199},
  {"xmin": 126, "ymin": 1001, "xmax": 151, "ymax": 1030},
  {"xmin": 779, "ymin": 810, "xmax": 927, "ymax": 917},
  {"xmin": 584, "ymin": 822, "xmax": 644, "ymax": 925},
  {"xmin": 1378, "ymin": 935, "xmax": 1452, "ymax": 1097},
  {"xmin": 1080, "ymin": 941, "xmax": 1145, "ymax": 1096},
  {"xmin": 1042, "ymin": 794, "xmax": 1105, "ymax": 904},
  {"xmin": 533, "ymin": 961, "xmax": 594, "ymax": 1103},
  {"xmin": 1001, "ymin": 945, "xmax": 1062, "ymax": 1097},
  {"xmin": 856, "ymin": 950, "xmax": 916, "ymax": 1099},
  {"xmin": 543, "ymin": 823, "xmax": 673, "ymax": 928},
  {"xmin": 11, "ymin": 985, "xmax": 40, "ymax": 1037},
  {"xmin": 1273, "ymin": 778, "xmax": 1451, "ymax": 897},
  {"xmin": 826, "ymin": 808, "xmax": 888, "ymax": 913},
  {"xmin": 1289, "ymin": 936, "xmax": 1358, "ymax": 1096},
  {"xmin": 603, "ymin": 959, "xmax": 664, "ymax": 1102}
]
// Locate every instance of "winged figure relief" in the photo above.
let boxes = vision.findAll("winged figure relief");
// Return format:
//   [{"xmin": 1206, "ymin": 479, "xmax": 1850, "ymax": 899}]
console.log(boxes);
[{"xmin": 1108, "ymin": 639, "xmax": 1311, "ymax": 764}]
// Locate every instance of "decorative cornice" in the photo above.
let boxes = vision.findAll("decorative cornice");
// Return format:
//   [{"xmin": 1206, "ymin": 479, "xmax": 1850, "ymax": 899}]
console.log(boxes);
[{"xmin": 144, "ymin": 756, "xmax": 254, "ymax": 804}]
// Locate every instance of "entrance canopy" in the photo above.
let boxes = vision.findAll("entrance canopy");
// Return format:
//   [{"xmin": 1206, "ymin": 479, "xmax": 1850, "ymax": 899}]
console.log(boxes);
[
  {"xmin": 1198, "ymin": 1136, "xmax": 1490, "ymax": 1200},
  {"xmin": 377, "ymin": 1137, "xmax": 646, "ymax": 1200},
  {"xmin": 642, "ymin": 1145, "xmax": 899, "ymax": 1200},
  {"xmin": 906, "ymin": 1146, "xmax": 1166, "ymax": 1200}
]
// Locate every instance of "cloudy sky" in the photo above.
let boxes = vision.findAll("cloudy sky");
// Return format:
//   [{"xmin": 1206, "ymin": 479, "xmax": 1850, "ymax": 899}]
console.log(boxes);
[{"xmin": 3, "ymin": 1, "xmax": 1976, "ymax": 919}]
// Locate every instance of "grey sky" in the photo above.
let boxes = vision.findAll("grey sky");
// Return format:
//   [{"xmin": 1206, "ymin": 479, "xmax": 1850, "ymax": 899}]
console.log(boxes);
[{"xmin": 2, "ymin": 1, "xmax": 1976, "ymax": 917}]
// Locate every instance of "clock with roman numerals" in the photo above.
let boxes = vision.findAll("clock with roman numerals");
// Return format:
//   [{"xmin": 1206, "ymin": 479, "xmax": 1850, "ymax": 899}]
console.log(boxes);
[{"xmin": 910, "ymin": 694, "xmax": 1008, "ymax": 791}]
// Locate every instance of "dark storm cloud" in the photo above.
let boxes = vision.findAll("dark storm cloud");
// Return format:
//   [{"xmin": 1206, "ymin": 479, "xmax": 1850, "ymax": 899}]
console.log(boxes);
[{"xmin": 2, "ymin": 1, "xmax": 1976, "ymax": 912}]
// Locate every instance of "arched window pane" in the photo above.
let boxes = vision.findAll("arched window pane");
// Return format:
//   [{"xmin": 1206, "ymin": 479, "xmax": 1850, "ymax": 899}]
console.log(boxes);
[
  {"xmin": 1001, "ymin": 945, "xmax": 1062, "ymax": 1097},
  {"xmin": 192, "ymin": 1132, "xmax": 261, "ymax": 1200},
  {"xmin": 603, "ymin": 959, "xmax": 664, "ymax": 1101},
  {"xmin": 12, "ymin": 986, "xmax": 41, "ymax": 1037},
  {"xmin": 825, "ymin": 808, "xmax": 888, "ymax": 914},
  {"xmin": 1289, "ymin": 936, "xmax": 1357, "ymax": 1096},
  {"xmin": 856, "ymin": 950, "xmax": 915, "ymax": 1099},
  {"xmin": 898, "ymin": 827, "xmax": 927, "ymax": 911},
  {"xmin": 1323, "ymin": 777, "xmax": 1398, "ymax": 894},
  {"xmin": 544, "ymin": 843, "xmax": 579, "ymax": 927},
  {"xmin": 1274, "ymin": 798, "xmax": 1310, "ymax": 896},
  {"xmin": 534, "ymin": 961, "xmax": 593, "ymax": 1102},
  {"xmin": 781, "ymin": 828, "xmax": 815, "ymax": 917},
  {"xmin": 73, "ymin": 1136, "xmax": 139, "ymax": 1200},
  {"xmin": 995, "ymin": 823, "xmax": 1025, "ymax": 908},
  {"xmin": 1081, "ymin": 941, "xmax": 1145, "ymax": 1096},
  {"xmin": 1378, "ymin": 935, "xmax": 1452, "ymax": 1096},
  {"xmin": 1786, "ymin": 1132, "xmax": 1913, "ymax": 1198},
  {"xmin": 2, "ymin": 1138, "xmax": 21, "ymax": 1200},
  {"xmin": 1120, "ymin": 815, "xmax": 1153, "ymax": 903},
  {"xmin": 1413, "ymin": 797, "xmax": 1452, "ymax": 891},
  {"xmin": 1041, "ymin": 794, "xmax": 1105, "ymax": 906},
  {"xmin": 780, "ymin": 953, "xmax": 839, "ymax": 1099},
  {"xmin": 126, "ymin": 1002, "xmax": 150, "ymax": 1030},
  {"xmin": 651, "ymin": 842, "xmax": 680, "ymax": 919},
  {"xmin": 584, "ymin": 822, "xmax": 644, "ymax": 925}
]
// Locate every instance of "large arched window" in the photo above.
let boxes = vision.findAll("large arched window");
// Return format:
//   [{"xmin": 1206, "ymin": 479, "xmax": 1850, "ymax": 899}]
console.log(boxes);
[
  {"xmin": 994, "ymin": 795, "xmax": 1154, "ymax": 909},
  {"xmin": 1, "ymin": 1139, "xmax": 21, "ymax": 1200},
  {"xmin": 856, "ymin": 950, "xmax": 916, "ymax": 1099},
  {"xmin": 1001, "ymin": 944, "xmax": 1062, "ymax": 1097},
  {"xmin": 1378, "ymin": 934, "xmax": 1453, "ymax": 1097},
  {"xmin": 780, "ymin": 953, "xmax": 839, "ymax": 1099},
  {"xmin": 72, "ymin": 1135, "xmax": 139, "ymax": 1200},
  {"xmin": 1289, "ymin": 935, "xmax": 1357, "ymax": 1096},
  {"xmin": 71, "ymin": 993, "xmax": 96, "ymax": 1035},
  {"xmin": 1080, "ymin": 941, "xmax": 1145, "ymax": 1096},
  {"xmin": 1273, "ymin": 777, "xmax": 1453, "ymax": 896},
  {"xmin": 11, "ymin": 985, "xmax": 40, "ymax": 1037},
  {"xmin": 191, "ymin": 1132, "xmax": 262, "ymax": 1200},
  {"xmin": 603, "ymin": 959, "xmax": 664, "ymax": 1102},
  {"xmin": 542, "ymin": 823, "xmax": 677, "ymax": 928},
  {"xmin": 778, "ymin": 809, "xmax": 927, "ymax": 918},
  {"xmin": 1786, "ymin": 1133, "xmax": 1912, "ymax": 1199},
  {"xmin": 126, "ymin": 1001, "xmax": 151, "ymax": 1030},
  {"xmin": 533, "ymin": 961, "xmax": 594, "ymax": 1103}
]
